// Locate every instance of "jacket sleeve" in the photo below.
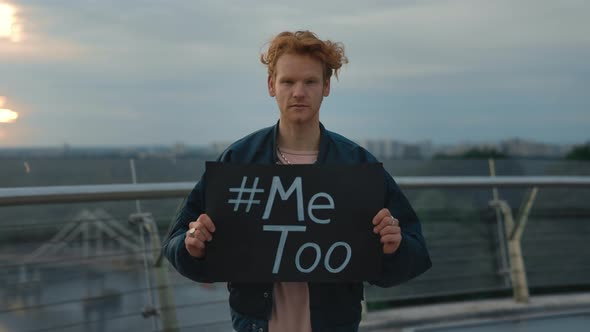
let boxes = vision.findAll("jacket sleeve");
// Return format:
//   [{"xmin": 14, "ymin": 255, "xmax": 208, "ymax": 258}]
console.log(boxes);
[
  {"xmin": 368, "ymin": 171, "xmax": 432, "ymax": 288},
  {"xmin": 162, "ymin": 176, "xmax": 215, "ymax": 283}
]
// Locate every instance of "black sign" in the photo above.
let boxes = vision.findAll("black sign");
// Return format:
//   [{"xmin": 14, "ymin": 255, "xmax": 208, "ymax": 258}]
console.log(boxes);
[{"xmin": 203, "ymin": 162, "xmax": 385, "ymax": 282}]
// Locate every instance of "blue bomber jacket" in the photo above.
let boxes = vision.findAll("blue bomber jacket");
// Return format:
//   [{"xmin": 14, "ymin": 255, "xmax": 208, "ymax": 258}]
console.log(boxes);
[{"xmin": 162, "ymin": 121, "xmax": 431, "ymax": 331}]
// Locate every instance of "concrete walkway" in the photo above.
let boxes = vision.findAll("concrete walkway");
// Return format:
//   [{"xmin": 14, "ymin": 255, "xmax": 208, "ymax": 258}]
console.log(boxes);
[{"xmin": 361, "ymin": 292, "xmax": 590, "ymax": 331}]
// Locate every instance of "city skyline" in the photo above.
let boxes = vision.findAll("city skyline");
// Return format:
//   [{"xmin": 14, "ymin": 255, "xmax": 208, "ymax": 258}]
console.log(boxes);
[
  {"xmin": 0, "ymin": 134, "xmax": 583, "ymax": 149},
  {"xmin": 1, "ymin": 0, "xmax": 589, "ymax": 147},
  {"xmin": 0, "ymin": 136, "xmax": 579, "ymax": 161}
]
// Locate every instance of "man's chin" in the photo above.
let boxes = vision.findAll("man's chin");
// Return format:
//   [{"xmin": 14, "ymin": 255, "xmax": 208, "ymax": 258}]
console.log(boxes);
[{"xmin": 280, "ymin": 109, "xmax": 319, "ymax": 124}]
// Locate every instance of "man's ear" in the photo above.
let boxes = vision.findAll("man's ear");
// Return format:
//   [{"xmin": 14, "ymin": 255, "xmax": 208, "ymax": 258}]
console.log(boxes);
[
  {"xmin": 268, "ymin": 75, "xmax": 275, "ymax": 97},
  {"xmin": 323, "ymin": 79, "xmax": 331, "ymax": 97}
]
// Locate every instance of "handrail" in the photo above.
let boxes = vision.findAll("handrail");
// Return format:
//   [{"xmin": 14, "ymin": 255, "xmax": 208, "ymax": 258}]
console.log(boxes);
[
  {"xmin": 1, "ymin": 176, "xmax": 590, "ymax": 206},
  {"xmin": 397, "ymin": 176, "xmax": 590, "ymax": 188},
  {"xmin": 0, "ymin": 182, "xmax": 194, "ymax": 206}
]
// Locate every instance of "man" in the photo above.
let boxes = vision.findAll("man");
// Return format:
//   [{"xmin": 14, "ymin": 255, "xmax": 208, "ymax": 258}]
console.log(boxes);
[{"xmin": 163, "ymin": 31, "xmax": 431, "ymax": 332}]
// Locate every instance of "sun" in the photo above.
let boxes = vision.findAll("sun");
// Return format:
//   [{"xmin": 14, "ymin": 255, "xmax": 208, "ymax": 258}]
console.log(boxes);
[
  {"xmin": 0, "ymin": 2, "xmax": 21, "ymax": 42},
  {"xmin": 0, "ymin": 108, "xmax": 18, "ymax": 123},
  {"xmin": 0, "ymin": 97, "xmax": 18, "ymax": 123}
]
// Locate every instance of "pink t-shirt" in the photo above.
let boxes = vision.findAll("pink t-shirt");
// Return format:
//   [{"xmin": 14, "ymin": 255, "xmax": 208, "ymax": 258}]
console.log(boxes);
[{"xmin": 269, "ymin": 147, "xmax": 317, "ymax": 332}]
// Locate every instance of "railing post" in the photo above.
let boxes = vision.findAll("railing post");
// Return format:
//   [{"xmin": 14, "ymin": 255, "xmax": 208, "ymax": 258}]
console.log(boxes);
[
  {"xmin": 361, "ymin": 295, "xmax": 368, "ymax": 321},
  {"xmin": 508, "ymin": 235, "xmax": 529, "ymax": 303},
  {"xmin": 488, "ymin": 159, "xmax": 511, "ymax": 287},
  {"xmin": 130, "ymin": 212, "xmax": 179, "ymax": 332},
  {"xmin": 490, "ymin": 187, "xmax": 538, "ymax": 304}
]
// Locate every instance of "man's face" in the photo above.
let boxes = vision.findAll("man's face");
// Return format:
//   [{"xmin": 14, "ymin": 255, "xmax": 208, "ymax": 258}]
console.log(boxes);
[{"xmin": 268, "ymin": 53, "xmax": 330, "ymax": 126}]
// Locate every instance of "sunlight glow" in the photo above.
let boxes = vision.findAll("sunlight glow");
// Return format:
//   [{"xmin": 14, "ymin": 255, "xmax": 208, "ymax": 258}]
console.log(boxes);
[
  {"xmin": 0, "ymin": 97, "xmax": 18, "ymax": 123},
  {"xmin": 0, "ymin": 2, "xmax": 21, "ymax": 42},
  {"xmin": 0, "ymin": 108, "xmax": 18, "ymax": 123}
]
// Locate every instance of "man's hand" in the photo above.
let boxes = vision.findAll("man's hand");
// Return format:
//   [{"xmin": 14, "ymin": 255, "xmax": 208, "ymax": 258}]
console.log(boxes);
[
  {"xmin": 372, "ymin": 208, "xmax": 402, "ymax": 254},
  {"xmin": 185, "ymin": 214, "xmax": 216, "ymax": 258}
]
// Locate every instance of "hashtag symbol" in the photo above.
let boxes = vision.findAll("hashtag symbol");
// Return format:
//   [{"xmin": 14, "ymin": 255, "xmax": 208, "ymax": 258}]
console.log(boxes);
[{"xmin": 228, "ymin": 176, "xmax": 265, "ymax": 213}]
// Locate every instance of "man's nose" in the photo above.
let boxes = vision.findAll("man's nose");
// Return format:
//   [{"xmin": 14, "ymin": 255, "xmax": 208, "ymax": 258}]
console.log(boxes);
[{"xmin": 292, "ymin": 82, "xmax": 305, "ymax": 98}]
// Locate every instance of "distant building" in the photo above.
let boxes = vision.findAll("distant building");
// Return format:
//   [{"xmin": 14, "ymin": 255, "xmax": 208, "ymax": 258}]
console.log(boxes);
[
  {"xmin": 357, "ymin": 139, "xmax": 433, "ymax": 159},
  {"xmin": 211, "ymin": 142, "xmax": 232, "ymax": 155},
  {"xmin": 173, "ymin": 142, "xmax": 186, "ymax": 156},
  {"xmin": 433, "ymin": 138, "xmax": 572, "ymax": 159},
  {"xmin": 500, "ymin": 138, "xmax": 571, "ymax": 158}
]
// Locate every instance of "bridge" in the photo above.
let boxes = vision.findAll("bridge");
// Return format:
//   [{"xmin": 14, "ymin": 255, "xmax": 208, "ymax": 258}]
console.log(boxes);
[{"xmin": 1, "ymin": 176, "xmax": 589, "ymax": 331}]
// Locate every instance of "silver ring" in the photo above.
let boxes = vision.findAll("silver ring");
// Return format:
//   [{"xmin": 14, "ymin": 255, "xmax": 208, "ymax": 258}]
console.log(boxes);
[
  {"xmin": 390, "ymin": 216, "xmax": 395, "ymax": 225},
  {"xmin": 188, "ymin": 228, "xmax": 196, "ymax": 238}
]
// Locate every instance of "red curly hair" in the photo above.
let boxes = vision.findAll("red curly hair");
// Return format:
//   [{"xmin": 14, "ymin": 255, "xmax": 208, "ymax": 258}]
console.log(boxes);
[{"xmin": 261, "ymin": 31, "xmax": 348, "ymax": 81}]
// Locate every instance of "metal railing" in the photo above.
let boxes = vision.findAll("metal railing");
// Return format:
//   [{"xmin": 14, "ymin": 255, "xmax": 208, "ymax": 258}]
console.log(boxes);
[
  {"xmin": 2, "ymin": 176, "xmax": 590, "ymax": 206},
  {"xmin": 1, "ymin": 176, "xmax": 589, "ymax": 332}
]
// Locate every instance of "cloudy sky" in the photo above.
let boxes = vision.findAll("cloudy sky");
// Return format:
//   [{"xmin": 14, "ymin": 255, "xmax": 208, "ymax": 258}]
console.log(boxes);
[{"xmin": 0, "ymin": 0, "xmax": 589, "ymax": 147}]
